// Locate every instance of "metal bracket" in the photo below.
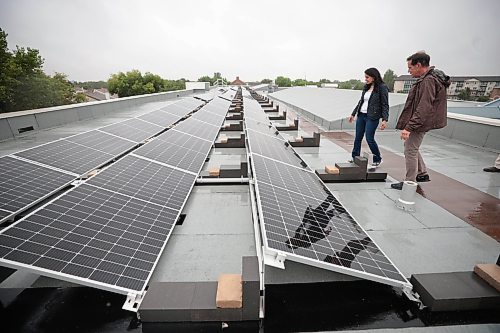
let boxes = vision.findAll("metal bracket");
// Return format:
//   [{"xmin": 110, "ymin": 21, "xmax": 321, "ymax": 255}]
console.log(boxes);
[
  {"xmin": 402, "ymin": 285, "xmax": 424, "ymax": 310},
  {"xmin": 263, "ymin": 251, "xmax": 286, "ymax": 269},
  {"xmin": 122, "ymin": 291, "xmax": 144, "ymax": 312}
]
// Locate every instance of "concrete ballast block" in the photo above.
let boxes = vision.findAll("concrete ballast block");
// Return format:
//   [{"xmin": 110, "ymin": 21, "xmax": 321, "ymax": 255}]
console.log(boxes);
[
  {"xmin": 325, "ymin": 166, "xmax": 339, "ymax": 174},
  {"xmin": 474, "ymin": 264, "xmax": 500, "ymax": 292},
  {"xmin": 208, "ymin": 168, "xmax": 220, "ymax": 177},
  {"xmin": 216, "ymin": 274, "xmax": 242, "ymax": 309}
]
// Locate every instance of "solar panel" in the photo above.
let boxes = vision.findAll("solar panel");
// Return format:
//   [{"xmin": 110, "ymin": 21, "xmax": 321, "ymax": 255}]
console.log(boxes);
[
  {"xmin": 134, "ymin": 130, "xmax": 212, "ymax": 173},
  {"xmin": 174, "ymin": 118, "xmax": 220, "ymax": 142},
  {"xmin": 99, "ymin": 118, "xmax": 163, "ymax": 143},
  {"xmin": 85, "ymin": 155, "xmax": 196, "ymax": 210},
  {"xmin": 245, "ymin": 118, "xmax": 281, "ymax": 138},
  {"xmin": 191, "ymin": 109, "xmax": 226, "ymax": 125},
  {"xmin": 247, "ymin": 130, "xmax": 305, "ymax": 168},
  {"xmin": 255, "ymin": 181, "xmax": 406, "ymax": 283},
  {"xmin": 66, "ymin": 130, "xmax": 136, "ymax": 156},
  {"xmin": 0, "ymin": 183, "xmax": 180, "ymax": 292},
  {"xmin": 0, "ymin": 156, "xmax": 76, "ymax": 223},
  {"xmin": 244, "ymin": 96, "xmax": 409, "ymax": 288},
  {"xmin": 15, "ymin": 140, "xmax": 116, "ymax": 175},
  {"xmin": 138, "ymin": 110, "xmax": 183, "ymax": 127}
]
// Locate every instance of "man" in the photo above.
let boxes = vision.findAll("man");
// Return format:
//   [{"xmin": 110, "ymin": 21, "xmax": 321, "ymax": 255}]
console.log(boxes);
[
  {"xmin": 483, "ymin": 154, "xmax": 500, "ymax": 173},
  {"xmin": 391, "ymin": 52, "xmax": 450, "ymax": 190}
]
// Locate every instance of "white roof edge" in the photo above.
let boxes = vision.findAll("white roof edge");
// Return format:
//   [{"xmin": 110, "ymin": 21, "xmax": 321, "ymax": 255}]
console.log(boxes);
[{"xmin": 448, "ymin": 112, "xmax": 500, "ymax": 126}]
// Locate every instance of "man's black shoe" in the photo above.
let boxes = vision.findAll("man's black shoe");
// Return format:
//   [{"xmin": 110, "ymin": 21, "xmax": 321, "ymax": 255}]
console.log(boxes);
[
  {"xmin": 390, "ymin": 182, "xmax": 403, "ymax": 190},
  {"xmin": 483, "ymin": 166, "xmax": 500, "ymax": 173},
  {"xmin": 416, "ymin": 174, "xmax": 430, "ymax": 182}
]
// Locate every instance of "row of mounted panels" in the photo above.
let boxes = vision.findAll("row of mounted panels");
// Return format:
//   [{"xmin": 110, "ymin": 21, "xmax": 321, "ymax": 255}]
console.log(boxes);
[
  {"xmin": 242, "ymin": 90, "xmax": 409, "ymax": 287},
  {"xmin": 0, "ymin": 98, "xmax": 205, "ymax": 224},
  {"xmin": 0, "ymin": 95, "xmax": 231, "ymax": 294}
]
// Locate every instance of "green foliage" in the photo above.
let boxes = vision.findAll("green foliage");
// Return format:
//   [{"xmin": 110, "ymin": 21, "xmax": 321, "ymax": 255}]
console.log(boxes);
[
  {"xmin": 292, "ymin": 79, "xmax": 308, "ymax": 86},
  {"xmin": 74, "ymin": 80, "xmax": 108, "ymax": 90},
  {"xmin": 0, "ymin": 27, "xmax": 84, "ymax": 112},
  {"xmin": 476, "ymin": 96, "xmax": 490, "ymax": 102},
  {"xmin": 338, "ymin": 79, "xmax": 364, "ymax": 90},
  {"xmin": 457, "ymin": 87, "xmax": 471, "ymax": 101},
  {"xmin": 108, "ymin": 70, "xmax": 186, "ymax": 98},
  {"xmin": 260, "ymin": 78, "xmax": 272, "ymax": 84},
  {"xmin": 383, "ymin": 69, "xmax": 396, "ymax": 92},
  {"xmin": 319, "ymin": 79, "xmax": 331, "ymax": 84},
  {"xmin": 197, "ymin": 74, "xmax": 228, "ymax": 86},
  {"xmin": 275, "ymin": 76, "xmax": 292, "ymax": 87}
]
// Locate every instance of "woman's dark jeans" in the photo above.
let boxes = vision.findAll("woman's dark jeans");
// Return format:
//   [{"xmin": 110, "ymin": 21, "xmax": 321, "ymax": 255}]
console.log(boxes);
[{"xmin": 351, "ymin": 113, "xmax": 382, "ymax": 163}]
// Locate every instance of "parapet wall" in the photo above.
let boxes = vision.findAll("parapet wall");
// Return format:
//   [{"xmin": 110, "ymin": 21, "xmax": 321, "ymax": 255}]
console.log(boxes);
[
  {"xmin": 0, "ymin": 89, "xmax": 194, "ymax": 142},
  {"xmin": 268, "ymin": 95, "xmax": 500, "ymax": 151}
]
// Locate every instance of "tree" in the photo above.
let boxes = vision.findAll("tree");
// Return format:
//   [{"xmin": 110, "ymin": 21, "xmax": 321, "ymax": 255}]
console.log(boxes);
[
  {"xmin": 383, "ymin": 69, "xmax": 396, "ymax": 92},
  {"xmin": 319, "ymin": 79, "xmax": 331, "ymax": 84},
  {"xmin": 261, "ymin": 78, "xmax": 272, "ymax": 84},
  {"xmin": 476, "ymin": 96, "xmax": 490, "ymax": 102},
  {"xmin": 457, "ymin": 88, "xmax": 471, "ymax": 101},
  {"xmin": 275, "ymin": 76, "xmax": 292, "ymax": 87},
  {"xmin": 293, "ymin": 78, "xmax": 307, "ymax": 86},
  {"xmin": 338, "ymin": 79, "xmax": 364, "ymax": 90}
]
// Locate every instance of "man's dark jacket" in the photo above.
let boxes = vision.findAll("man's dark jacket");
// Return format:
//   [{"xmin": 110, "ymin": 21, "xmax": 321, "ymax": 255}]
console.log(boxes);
[
  {"xmin": 396, "ymin": 67, "xmax": 450, "ymax": 132},
  {"xmin": 351, "ymin": 83, "xmax": 389, "ymax": 122}
]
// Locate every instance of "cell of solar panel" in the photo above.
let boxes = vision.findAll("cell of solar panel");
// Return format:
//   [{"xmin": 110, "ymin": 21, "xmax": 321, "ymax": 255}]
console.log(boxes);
[
  {"xmin": 256, "ymin": 182, "xmax": 407, "ymax": 283},
  {"xmin": 15, "ymin": 140, "xmax": 114, "ymax": 175},
  {"xmin": 99, "ymin": 118, "xmax": 163, "ymax": 143},
  {"xmin": 138, "ymin": 110, "xmax": 183, "ymax": 127},
  {"xmin": 86, "ymin": 155, "xmax": 196, "ymax": 210},
  {"xmin": 134, "ymin": 130, "xmax": 212, "ymax": 173},
  {"xmin": 0, "ymin": 157, "xmax": 76, "ymax": 221},
  {"xmin": 174, "ymin": 118, "xmax": 220, "ymax": 142},
  {"xmin": 247, "ymin": 130, "xmax": 304, "ymax": 168},
  {"xmin": 161, "ymin": 103, "xmax": 192, "ymax": 116},
  {"xmin": 65, "ymin": 130, "xmax": 136, "ymax": 156},
  {"xmin": 0, "ymin": 183, "xmax": 180, "ymax": 292}
]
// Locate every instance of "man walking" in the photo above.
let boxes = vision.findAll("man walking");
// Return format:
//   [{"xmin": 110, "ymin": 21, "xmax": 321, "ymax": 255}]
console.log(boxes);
[{"xmin": 391, "ymin": 52, "xmax": 450, "ymax": 190}]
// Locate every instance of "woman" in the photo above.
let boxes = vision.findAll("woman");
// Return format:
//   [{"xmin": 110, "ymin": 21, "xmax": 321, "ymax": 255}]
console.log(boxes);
[{"xmin": 348, "ymin": 67, "xmax": 389, "ymax": 168}]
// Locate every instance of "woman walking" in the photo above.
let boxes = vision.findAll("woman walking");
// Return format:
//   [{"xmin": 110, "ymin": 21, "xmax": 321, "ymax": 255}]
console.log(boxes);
[{"xmin": 348, "ymin": 67, "xmax": 389, "ymax": 168}]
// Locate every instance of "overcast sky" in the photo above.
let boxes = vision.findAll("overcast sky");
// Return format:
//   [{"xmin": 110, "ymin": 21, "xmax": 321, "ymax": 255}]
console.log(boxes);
[{"xmin": 1, "ymin": 0, "xmax": 499, "ymax": 82}]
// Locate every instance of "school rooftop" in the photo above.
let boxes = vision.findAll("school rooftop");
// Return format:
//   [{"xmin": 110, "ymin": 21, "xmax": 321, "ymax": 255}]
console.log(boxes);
[{"xmin": 0, "ymin": 85, "xmax": 499, "ymax": 333}]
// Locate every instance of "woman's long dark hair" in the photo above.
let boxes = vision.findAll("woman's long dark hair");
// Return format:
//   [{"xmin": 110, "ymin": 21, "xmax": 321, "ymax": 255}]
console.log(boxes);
[{"xmin": 364, "ymin": 67, "xmax": 384, "ymax": 91}]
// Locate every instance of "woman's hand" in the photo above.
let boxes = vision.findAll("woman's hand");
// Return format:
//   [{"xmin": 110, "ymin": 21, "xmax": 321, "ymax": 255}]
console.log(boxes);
[
  {"xmin": 380, "ymin": 120, "xmax": 387, "ymax": 130},
  {"xmin": 348, "ymin": 115, "xmax": 355, "ymax": 123}
]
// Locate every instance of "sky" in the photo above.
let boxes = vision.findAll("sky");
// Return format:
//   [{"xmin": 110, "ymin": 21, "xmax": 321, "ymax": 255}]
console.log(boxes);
[{"xmin": 1, "ymin": 0, "xmax": 499, "ymax": 83}]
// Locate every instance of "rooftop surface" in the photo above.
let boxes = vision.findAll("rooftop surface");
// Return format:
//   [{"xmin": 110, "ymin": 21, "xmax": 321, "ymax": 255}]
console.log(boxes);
[{"xmin": 0, "ymin": 88, "xmax": 499, "ymax": 332}]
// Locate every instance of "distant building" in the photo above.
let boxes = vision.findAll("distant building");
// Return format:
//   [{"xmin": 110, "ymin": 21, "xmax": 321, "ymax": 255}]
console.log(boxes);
[
  {"xmin": 230, "ymin": 76, "xmax": 246, "ymax": 86},
  {"xmin": 321, "ymin": 83, "xmax": 339, "ymax": 88},
  {"xmin": 83, "ymin": 88, "xmax": 116, "ymax": 102},
  {"xmin": 490, "ymin": 86, "xmax": 500, "ymax": 100},
  {"xmin": 394, "ymin": 75, "xmax": 500, "ymax": 100}
]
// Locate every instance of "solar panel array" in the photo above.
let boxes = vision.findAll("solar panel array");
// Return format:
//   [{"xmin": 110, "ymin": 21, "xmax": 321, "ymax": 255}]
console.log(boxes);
[
  {"xmin": 0, "ymin": 97, "xmax": 229, "ymax": 295},
  {"xmin": 243, "ymin": 90, "xmax": 409, "ymax": 287},
  {"xmin": 0, "ymin": 98, "xmax": 202, "ymax": 224}
]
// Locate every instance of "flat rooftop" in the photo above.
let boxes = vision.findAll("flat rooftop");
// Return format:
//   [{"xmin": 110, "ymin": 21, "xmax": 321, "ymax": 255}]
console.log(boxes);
[{"xmin": 0, "ymin": 88, "xmax": 499, "ymax": 332}]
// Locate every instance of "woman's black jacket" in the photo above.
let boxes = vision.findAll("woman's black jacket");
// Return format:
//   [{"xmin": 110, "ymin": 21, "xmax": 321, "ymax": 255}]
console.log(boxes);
[{"xmin": 351, "ymin": 83, "xmax": 389, "ymax": 121}]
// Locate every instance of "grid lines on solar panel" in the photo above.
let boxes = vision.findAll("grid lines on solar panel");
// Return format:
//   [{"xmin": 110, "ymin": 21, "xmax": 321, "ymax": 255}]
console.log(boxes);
[
  {"xmin": 256, "ymin": 182, "xmax": 406, "ymax": 283},
  {"xmin": 247, "ymin": 130, "xmax": 304, "ymax": 168},
  {"xmin": 65, "ymin": 130, "xmax": 136, "ymax": 156},
  {"xmin": 133, "ymin": 130, "xmax": 212, "ymax": 174},
  {"xmin": 191, "ymin": 109, "xmax": 226, "ymax": 126},
  {"xmin": 99, "ymin": 119, "xmax": 163, "ymax": 143},
  {"xmin": 15, "ymin": 139, "xmax": 115, "ymax": 175},
  {"xmin": 85, "ymin": 155, "xmax": 196, "ymax": 210},
  {"xmin": 173, "ymin": 118, "xmax": 220, "ymax": 142},
  {"xmin": 160, "ymin": 103, "xmax": 192, "ymax": 116},
  {"xmin": 138, "ymin": 110, "xmax": 183, "ymax": 128},
  {"xmin": 244, "ymin": 117, "xmax": 280, "ymax": 137},
  {"xmin": 252, "ymin": 154, "xmax": 326, "ymax": 200},
  {"xmin": 0, "ymin": 183, "xmax": 179, "ymax": 291},
  {"xmin": 0, "ymin": 156, "xmax": 76, "ymax": 220}
]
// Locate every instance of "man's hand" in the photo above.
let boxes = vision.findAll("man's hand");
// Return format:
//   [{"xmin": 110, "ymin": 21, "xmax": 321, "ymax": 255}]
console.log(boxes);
[
  {"xmin": 400, "ymin": 129, "xmax": 410, "ymax": 140},
  {"xmin": 348, "ymin": 115, "xmax": 355, "ymax": 123},
  {"xmin": 380, "ymin": 120, "xmax": 387, "ymax": 130}
]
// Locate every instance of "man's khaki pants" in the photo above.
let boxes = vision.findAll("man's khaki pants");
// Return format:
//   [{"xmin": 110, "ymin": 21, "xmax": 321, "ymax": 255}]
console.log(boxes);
[{"xmin": 404, "ymin": 131, "xmax": 427, "ymax": 181}]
